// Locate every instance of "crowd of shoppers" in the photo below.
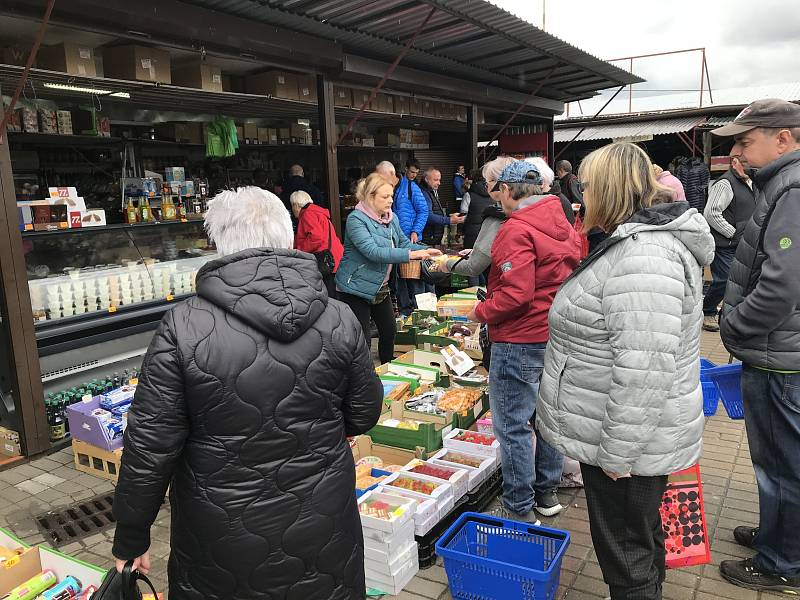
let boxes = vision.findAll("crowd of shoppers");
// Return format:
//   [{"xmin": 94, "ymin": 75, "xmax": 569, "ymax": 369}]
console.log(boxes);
[{"xmin": 111, "ymin": 98, "xmax": 800, "ymax": 600}]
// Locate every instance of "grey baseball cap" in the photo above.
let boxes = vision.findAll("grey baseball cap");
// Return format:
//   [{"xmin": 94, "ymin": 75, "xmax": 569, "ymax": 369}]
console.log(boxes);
[{"xmin": 712, "ymin": 98, "xmax": 800, "ymax": 136}]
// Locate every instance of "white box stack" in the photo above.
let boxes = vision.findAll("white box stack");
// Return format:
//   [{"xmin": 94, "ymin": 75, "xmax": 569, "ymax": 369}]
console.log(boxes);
[{"xmin": 358, "ymin": 490, "xmax": 419, "ymax": 595}]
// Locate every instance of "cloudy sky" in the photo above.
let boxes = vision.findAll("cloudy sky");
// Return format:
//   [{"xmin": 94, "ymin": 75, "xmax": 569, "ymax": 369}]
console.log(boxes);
[{"xmin": 493, "ymin": 0, "xmax": 800, "ymax": 111}]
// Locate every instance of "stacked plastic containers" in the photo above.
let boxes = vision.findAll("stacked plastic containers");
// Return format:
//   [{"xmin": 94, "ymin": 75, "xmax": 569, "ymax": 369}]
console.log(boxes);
[{"xmin": 358, "ymin": 490, "xmax": 419, "ymax": 595}]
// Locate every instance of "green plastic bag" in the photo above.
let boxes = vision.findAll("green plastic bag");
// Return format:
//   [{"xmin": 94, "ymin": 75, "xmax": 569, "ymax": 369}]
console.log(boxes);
[{"xmin": 206, "ymin": 116, "xmax": 239, "ymax": 158}]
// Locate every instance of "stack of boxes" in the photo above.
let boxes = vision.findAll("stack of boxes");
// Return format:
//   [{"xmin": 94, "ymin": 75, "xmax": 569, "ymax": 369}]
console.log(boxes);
[{"xmin": 358, "ymin": 490, "xmax": 419, "ymax": 595}]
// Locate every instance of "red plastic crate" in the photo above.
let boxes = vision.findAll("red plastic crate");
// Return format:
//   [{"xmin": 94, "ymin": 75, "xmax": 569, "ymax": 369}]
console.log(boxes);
[{"xmin": 660, "ymin": 464, "xmax": 711, "ymax": 569}]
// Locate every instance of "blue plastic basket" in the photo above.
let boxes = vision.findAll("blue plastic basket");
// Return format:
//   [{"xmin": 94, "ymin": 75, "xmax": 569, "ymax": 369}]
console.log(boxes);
[
  {"xmin": 699, "ymin": 359, "xmax": 719, "ymax": 416},
  {"xmin": 436, "ymin": 512, "xmax": 570, "ymax": 600},
  {"xmin": 704, "ymin": 362, "xmax": 744, "ymax": 419}
]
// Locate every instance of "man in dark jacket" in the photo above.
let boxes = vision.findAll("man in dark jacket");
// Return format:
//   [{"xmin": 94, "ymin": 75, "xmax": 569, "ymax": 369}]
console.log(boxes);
[
  {"xmin": 555, "ymin": 160, "xmax": 584, "ymax": 208},
  {"xmin": 676, "ymin": 156, "xmax": 710, "ymax": 212},
  {"xmin": 468, "ymin": 161, "xmax": 581, "ymax": 522},
  {"xmin": 712, "ymin": 99, "xmax": 800, "ymax": 594},
  {"xmin": 420, "ymin": 168, "xmax": 465, "ymax": 246},
  {"xmin": 701, "ymin": 156, "xmax": 756, "ymax": 331},
  {"xmin": 281, "ymin": 164, "xmax": 327, "ymax": 211},
  {"xmin": 112, "ymin": 186, "xmax": 382, "ymax": 599}
]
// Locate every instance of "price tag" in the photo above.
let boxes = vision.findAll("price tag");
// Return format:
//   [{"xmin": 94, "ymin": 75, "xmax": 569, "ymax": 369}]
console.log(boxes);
[
  {"xmin": 180, "ymin": 218, "xmax": 187, "ymax": 223},
  {"xmin": 166, "ymin": 294, "xmax": 174, "ymax": 301},
  {"xmin": 69, "ymin": 212, "xmax": 82, "ymax": 228},
  {"xmin": 141, "ymin": 58, "xmax": 152, "ymax": 70},
  {"xmin": 108, "ymin": 306, "xmax": 117, "ymax": 313},
  {"xmin": 50, "ymin": 187, "xmax": 70, "ymax": 198}
]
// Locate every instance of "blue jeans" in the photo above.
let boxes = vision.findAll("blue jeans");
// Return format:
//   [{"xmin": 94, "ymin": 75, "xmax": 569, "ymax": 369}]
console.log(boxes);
[
  {"xmin": 489, "ymin": 342, "xmax": 564, "ymax": 515},
  {"xmin": 703, "ymin": 245, "xmax": 736, "ymax": 316},
  {"xmin": 396, "ymin": 277, "xmax": 424, "ymax": 316},
  {"xmin": 742, "ymin": 365, "xmax": 800, "ymax": 575}
]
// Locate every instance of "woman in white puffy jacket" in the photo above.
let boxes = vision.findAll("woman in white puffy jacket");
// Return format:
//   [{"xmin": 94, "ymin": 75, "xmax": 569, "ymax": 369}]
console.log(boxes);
[{"xmin": 536, "ymin": 142, "xmax": 715, "ymax": 600}]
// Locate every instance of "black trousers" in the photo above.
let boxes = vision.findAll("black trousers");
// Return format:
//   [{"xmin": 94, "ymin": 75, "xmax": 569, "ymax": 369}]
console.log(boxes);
[
  {"xmin": 581, "ymin": 463, "xmax": 668, "ymax": 600},
  {"xmin": 339, "ymin": 291, "xmax": 396, "ymax": 364}
]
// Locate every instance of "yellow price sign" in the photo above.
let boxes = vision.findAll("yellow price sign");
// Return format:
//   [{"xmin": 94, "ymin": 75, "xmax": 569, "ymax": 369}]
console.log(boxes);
[
  {"xmin": 108, "ymin": 306, "xmax": 117, "ymax": 313},
  {"xmin": 166, "ymin": 294, "xmax": 174, "ymax": 301}
]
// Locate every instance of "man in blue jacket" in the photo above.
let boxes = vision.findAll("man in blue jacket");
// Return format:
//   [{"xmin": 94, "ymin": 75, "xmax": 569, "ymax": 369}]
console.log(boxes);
[{"xmin": 393, "ymin": 160, "xmax": 429, "ymax": 314}]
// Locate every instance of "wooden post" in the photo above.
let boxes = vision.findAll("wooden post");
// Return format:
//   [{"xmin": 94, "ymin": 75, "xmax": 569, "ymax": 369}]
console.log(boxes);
[
  {"xmin": 467, "ymin": 104, "xmax": 479, "ymax": 173},
  {"xmin": 547, "ymin": 117, "xmax": 555, "ymax": 166},
  {"xmin": 0, "ymin": 101, "xmax": 49, "ymax": 455},
  {"xmin": 317, "ymin": 74, "xmax": 341, "ymax": 238},
  {"xmin": 703, "ymin": 130, "xmax": 713, "ymax": 166}
]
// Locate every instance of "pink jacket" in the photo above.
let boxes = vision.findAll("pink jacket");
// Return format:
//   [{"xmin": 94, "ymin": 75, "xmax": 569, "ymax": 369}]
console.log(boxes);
[{"xmin": 657, "ymin": 170, "xmax": 687, "ymax": 202}]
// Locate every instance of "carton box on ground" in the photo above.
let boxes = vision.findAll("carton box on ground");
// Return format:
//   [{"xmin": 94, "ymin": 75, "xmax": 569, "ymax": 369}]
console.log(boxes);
[
  {"xmin": 103, "ymin": 45, "xmax": 171, "ymax": 83},
  {"xmin": 171, "ymin": 59, "xmax": 223, "ymax": 92},
  {"xmin": 37, "ymin": 43, "xmax": 97, "ymax": 77},
  {"xmin": 246, "ymin": 71, "xmax": 299, "ymax": 100},
  {"xmin": 0, "ymin": 427, "xmax": 21, "ymax": 458}
]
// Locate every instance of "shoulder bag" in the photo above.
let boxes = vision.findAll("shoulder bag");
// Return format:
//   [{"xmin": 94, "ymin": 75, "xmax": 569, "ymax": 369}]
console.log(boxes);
[
  {"xmin": 91, "ymin": 561, "xmax": 160, "ymax": 600},
  {"xmin": 314, "ymin": 216, "xmax": 336, "ymax": 276}
]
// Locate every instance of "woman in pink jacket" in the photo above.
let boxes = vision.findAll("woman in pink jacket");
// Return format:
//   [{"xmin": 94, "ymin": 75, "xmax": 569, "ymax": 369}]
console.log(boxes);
[{"xmin": 652, "ymin": 164, "xmax": 686, "ymax": 201}]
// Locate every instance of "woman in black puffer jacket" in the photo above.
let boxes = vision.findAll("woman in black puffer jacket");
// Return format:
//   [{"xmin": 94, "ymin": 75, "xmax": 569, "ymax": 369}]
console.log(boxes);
[{"xmin": 111, "ymin": 187, "xmax": 383, "ymax": 600}]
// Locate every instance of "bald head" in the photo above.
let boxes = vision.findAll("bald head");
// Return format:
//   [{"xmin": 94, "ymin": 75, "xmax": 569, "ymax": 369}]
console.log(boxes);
[
  {"xmin": 289, "ymin": 164, "xmax": 304, "ymax": 177},
  {"xmin": 375, "ymin": 161, "xmax": 398, "ymax": 186}
]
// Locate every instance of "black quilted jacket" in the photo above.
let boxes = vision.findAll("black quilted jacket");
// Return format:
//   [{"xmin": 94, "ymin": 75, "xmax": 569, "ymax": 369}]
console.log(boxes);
[{"xmin": 112, "ymin": 248, "xmax": 383, "ymax": 600}]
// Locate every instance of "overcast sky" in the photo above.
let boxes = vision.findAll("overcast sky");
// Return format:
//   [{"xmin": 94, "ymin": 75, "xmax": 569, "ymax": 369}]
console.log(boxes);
[{"xmin": 493, "ymin": 0, "xmax": 800, "ymax": 108}]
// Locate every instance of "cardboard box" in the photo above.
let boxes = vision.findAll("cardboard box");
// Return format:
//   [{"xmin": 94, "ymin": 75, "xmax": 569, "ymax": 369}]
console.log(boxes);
[
  {"xmin": 236, "ymin": 125, "xmax": 244, "ymax": 142},
  {"xmin": 394, "ymin": 96, "xmax": 410, "ymax": 115},
  {"xmin": 171, "ymin": 60, "xmax": 223, "ymax": 92},
  {"xmin": 68, "ymin": 209, "xmax": 107, "ymax": 228},
  {"xmin": 243, "ymin": 122, "xmax": 258, "ymax": 143},
  {"xmin": 103, "ymin": 45, "xmax": 171, "ymax": 83},
  {"xmin": 155, "ymin": 122, "xmax": 203, "ymax": 144},
  {"xmin": 334, "ymin": 86, "xmax": 352, "ymax": 107},
  {"xmin": 278, "ymin": 127, "xmax": 291, "ymax": 144},
  {"xmin": 66, "ymin": 396, "xmax": 125, "ymax": 452},
  {"xmin": 353, "ymin": 90, "xmax": 372, "ymax": 109},
  {"xmin": 257, "ymin": 127, "xmax": 270, "ymax": 144},
  {"xmin": 222, "ymin": 74, "xmax": 245, "ymax": 93},
  {"xmin": 455, "ymin": 105, "xmax": 468, "ymax": 122},
  {"xmin": 1, "ymin": 46, "xmax": 30, "ymax": 67},
  {"xmin": 37, "ymin": 42, "xmax": 97, "ymax": 77},
  {"xmin": 410, "ymin": 98, "xmax": 424, "ymax": 117},
  {"xmin": 0, "ymin": 427, "xmax": 21, "ymax": 458},
  {"xmin": 56, "ymin": 110, "xmax": 73, "ymax": 135},
  {"xmin": 370, "ymin": 93, "xmax": 394, "ymax": 113},
  {"xmin": 38, "ymin": 108, "xmax": 58, "ymax": 134},
  {"xmin": 422, "ymin": 100, "xmax": 437, "ymax": 118},
  {"xmin": 267, "ymin": 127, "xmax": 278, "ymax": 144},
  {"xmin": 296, "ymin": 75, "xmax": 316, "ymax": 103},
  {"xmin": 246, "ymin": 71, "xmax": 299, "ymax": 100},
  {"xmin": 72, "ymin": 439, "xmax": 123, "ymax": 482}
]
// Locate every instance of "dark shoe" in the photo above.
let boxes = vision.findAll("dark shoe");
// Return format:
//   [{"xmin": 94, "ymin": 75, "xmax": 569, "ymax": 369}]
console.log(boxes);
[
  {"xmin": 734, "ymin": 526, "xmax": 759, "ymax": 548},
  {"xmin": 703, "ymin": 315, "xmax": 720, "ymax": 332},
  {"xmin": 720, "ymin": 558, "xmax": 800, "ymax": 594},
  {"xmin": 535, "ymin": 491, "xmax": 563, "ymax": 517},
  {"xmin": 490, "ymin": 504, "xmax": 541, "ymax": 526}
]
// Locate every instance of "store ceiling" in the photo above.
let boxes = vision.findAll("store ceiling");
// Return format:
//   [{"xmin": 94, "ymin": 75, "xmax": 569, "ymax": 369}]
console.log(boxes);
[{"xmin": 186, "ymin": 0, "xmax": 641, "ymax": 102}]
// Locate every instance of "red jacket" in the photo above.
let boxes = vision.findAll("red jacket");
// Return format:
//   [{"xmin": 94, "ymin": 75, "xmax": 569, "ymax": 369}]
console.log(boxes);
[
  {"xmin": 294, "ymin": 203, "xmax": 344, "ymax": 271},
  {"xmin": 475, "ymin": 195, "xmax": 582, "ymax": 344}
]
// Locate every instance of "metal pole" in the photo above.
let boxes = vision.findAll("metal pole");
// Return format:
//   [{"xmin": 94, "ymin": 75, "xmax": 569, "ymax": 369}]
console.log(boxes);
[
  {"xmin": 542, "ymin": 0, "xmax": 546, "ymax": 31},
  {"xmin": 699, "ymin": 48, "xmax": 705, "ymax": 108},
  {"xmin": 704, "ymin": 52, "xmax": 714, "ymax": 105},
  {"xmin": 629, "ymin": 57, "xmax": 634, "ymax": 113},
  {"xmin": 467, "ymin": 104, "xmax": 479, "ymax": 174},
  {"xmin": 554, "ymin": 84, "xmax": 626, "ymax": 162},
  {"xmin": 335, "ymin": 5, "xmax": 436, "ymax": 146},
  {"xmin": 480, "ymin": 64, "xmax": 559, "ymax": 162}
]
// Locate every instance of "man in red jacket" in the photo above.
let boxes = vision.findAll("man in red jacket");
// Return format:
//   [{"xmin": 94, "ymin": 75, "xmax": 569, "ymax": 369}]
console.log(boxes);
[
  {"xmin": 468, "ymin": 161, "xmax": 582, "ymax": 522},
  {"xmin": 292, "ymin": 191, "xmax": 344, "ymax": 298}
]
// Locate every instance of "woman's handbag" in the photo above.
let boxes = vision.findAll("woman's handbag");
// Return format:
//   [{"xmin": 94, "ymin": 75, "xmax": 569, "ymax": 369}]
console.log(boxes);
[
  {"xmin": 92, "ymin": 561, "xmax": 160, "ymax": 600},
  {"xmin": 314, "ymin": 217, "xmax": 336, "ymax": 276}
]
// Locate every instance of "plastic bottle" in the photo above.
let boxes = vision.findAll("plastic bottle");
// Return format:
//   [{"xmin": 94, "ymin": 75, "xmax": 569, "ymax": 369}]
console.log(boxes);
[{"xmin": 112, "ymin": 372, "xmax": 121, "ymax": 388}]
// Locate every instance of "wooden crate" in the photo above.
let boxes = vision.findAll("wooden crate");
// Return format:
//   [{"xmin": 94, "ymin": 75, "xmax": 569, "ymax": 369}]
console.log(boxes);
[{"xmin": 72, "ymin": 439, "xmax": 122, "ymax": 482}]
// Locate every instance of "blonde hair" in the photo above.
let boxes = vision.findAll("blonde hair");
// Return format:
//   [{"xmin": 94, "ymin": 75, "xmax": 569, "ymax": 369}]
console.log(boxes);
[
  {"xmin": 579, "ymin": 143, "xmax": 673, "ymax": 232},
  {"xmin": 482, "ymin": 156, "xmax": 516, "ymax": 182},
  {"xmin": 290, "ymin": 190, "xmax": 313, "ymax": 208},
  {"xmin": 651, "ymin": 163, "xmax": 664, "ymax": 178},
  {"xmin": 356, "ymin": 172, "xmax": 394, "ymax": 204}
]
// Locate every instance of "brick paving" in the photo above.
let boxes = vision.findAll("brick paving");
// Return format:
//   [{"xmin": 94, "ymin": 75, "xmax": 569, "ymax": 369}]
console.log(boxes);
[{"xmin": 0, "ymin": 331, "xmax": 773, "ymax": 599}]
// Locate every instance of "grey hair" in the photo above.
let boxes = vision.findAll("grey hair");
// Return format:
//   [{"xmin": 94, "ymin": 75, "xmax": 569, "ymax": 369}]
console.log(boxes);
[
  {"xmin": 525, "ymin": 157, "xmax": 555, "ymax": 188},
  {"xmin": 290, "ymin": 190, "xmax": 313, "ymax": 208},
  {"xmin": 375, "ymin": 160, "xmax": 396, "ymax": 176},
  {"xmin": 424, "ymin": 168, "xmax": 441, "ymax": 180},
  {"xmin": 555, "ymin": 159, "xmax": 573, "ymax": 174},
  {"xmin": 204, "ymin": 186, "xmax": 293, "ymax": 256},
  {"xmin": 482, "ymin": 156, "xmax": 516, "ymax": 182},
  {"xmin": 507, "ymin": 181, "xmax": 545, "ymax": 200},
  {"xmin": 289, "ymin": 164, "xmax": 304, "ymax": 176}
]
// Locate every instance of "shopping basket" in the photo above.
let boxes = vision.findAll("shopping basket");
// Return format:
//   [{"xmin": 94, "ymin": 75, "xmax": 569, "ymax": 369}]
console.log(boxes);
[
  {"xmin": 399, "ymin": 260, "xmax": 421, "ymax": 279},
  {"xmin": 435, "ymin": 512, "xmax": 569, "ymax": 600},
  {"xmin": 699, "ymin": 359, "xmax": 719, "ymax": 416},
  {"xmin": 704, "ymin": 362, "xmax": 744, "ymax": 419}
]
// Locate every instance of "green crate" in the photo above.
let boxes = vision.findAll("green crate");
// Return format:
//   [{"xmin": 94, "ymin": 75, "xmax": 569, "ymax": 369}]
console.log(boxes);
[
  {"xmin": 450, "ymin": 273, "xmax": 470, "ymax": 288},
  {"xmin": 453, "ymin": 391, "xmax": 489, "ymax": 430},
  {"xmin": 368, "ymin": 417, "xmax": 452, "ymax": 454}
]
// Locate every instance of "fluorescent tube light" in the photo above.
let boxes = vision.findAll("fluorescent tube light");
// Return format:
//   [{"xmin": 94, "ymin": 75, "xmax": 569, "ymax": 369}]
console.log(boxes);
[{"xmin": 43, "ymin": 83, "xmax": 130, "ymax": 99}]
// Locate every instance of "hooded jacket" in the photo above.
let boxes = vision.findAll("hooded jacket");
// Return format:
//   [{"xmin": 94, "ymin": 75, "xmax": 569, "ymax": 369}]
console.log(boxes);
[
  {"xmin": 474, "ymin": 195, "xmax": 582, "ymax": 344},
  {"xmin": 536, "ymin": 203, "xmax": 715, "ymax": 476},
  {"xmin": 294, "ymin": 203, "xmax": 345, "ymax": 271},
  {"xmin": 393, "ymin": 176, "xmax": 428, "ymax": 238},
  {"xmin": 448, "ymin": 204, "xmax": 506, "ymax": 277},
  {"xmin": 281, "ymin": 175, "xmax": 327, "ymax": 211},
  {"xmin": 112, "ymin": 248, "xmax": 383, "ymax": 600},
  {"xmin": 721, "ymin": 150, "xmax": 800, "ymax": 371}
]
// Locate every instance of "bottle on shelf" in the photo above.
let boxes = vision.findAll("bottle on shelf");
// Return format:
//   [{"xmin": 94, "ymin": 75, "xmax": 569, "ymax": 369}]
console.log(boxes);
[
  {"xmin": 122, "ymin": 369, "xmax": 130, "ymax": 385},
  {"xmin": 161, "ymin": 194, "xmax": 177, "ymax": 221},
  {"xmin": 139, "ymin": 198, "xmax": 152, "ymax": 223},
  {"xmin": 125, "ymin": 197, "xmax": 139, "ymax": 224},
  {"xmin": 177, "ymin": 196, "xmax": 188, "ymax": 219},
  {"xmin": 112, "ymin": 372, "xmax": 121, "ymax": 388}
]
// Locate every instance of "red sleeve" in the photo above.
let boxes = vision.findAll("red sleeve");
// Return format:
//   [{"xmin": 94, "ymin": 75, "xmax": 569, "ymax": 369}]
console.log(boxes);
[
  {"xmin": 295, "ymin": 211, "xmax": 329, "ymax": 254},
  {"xmin": 474, "ymin": 223, "xmax": 536, "ymax": 325}
]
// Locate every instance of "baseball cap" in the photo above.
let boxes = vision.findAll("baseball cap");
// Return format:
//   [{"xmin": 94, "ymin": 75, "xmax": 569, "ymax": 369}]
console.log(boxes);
[
  {"xmin": 712, "ymin": 98, "xmax": 800, "ymax": 137},
  {"xmin": 491, "ymin": 161, "xmax": 543, "ymax": 191}
]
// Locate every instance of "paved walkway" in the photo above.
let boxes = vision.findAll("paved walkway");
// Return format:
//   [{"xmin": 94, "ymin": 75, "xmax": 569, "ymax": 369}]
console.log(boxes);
[{"xmin": 0, "ymin": 331, "xmax": 770, "ymax": 599}]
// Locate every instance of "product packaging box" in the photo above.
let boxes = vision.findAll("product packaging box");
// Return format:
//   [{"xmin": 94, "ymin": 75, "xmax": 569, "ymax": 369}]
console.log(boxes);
[
  {"xmin": 70, "ymin": 107, "xmax": 98, "ymax": 135},
  {"xmin": 278, "ymin": 127, "xmax": 291, "ymax": 144},
  {"xmin": 369, "ymin": 93, "xmax": 394, "ymax": 114},
  {"xmin": 103, "ymin": 45, "xmax": 171, "ymax": 83},
  {"xmin": 17, "ymin": 205, "xmax": 33, "ymax": 231},
  {"xmin": 236, "ymin": 125, "xmax": 244, "ymax": 142},
  {"xmin": 171, "ymin": 59, "xmax": 223, "ymax": 92},
  {"xmin": 296, "ymin": 75, "xmax": 316, "ymax": 103},
  {"xmin": 155, "ymin": 122, "xmax": 203, "ymax": 144},
  {"xmin": 245, "ymin": 71, "xmax": 299, "ymax": 100},
  {"xmin": 165, "ymin": 167, "xmax": 185, "ymax": 183},
  {"xmin": 394, "ymin": 96, "xmax": 410, "ymax": 115},
  {"xmin": 334, "ymin": 86, "xmax": 352, "ymax": 107},
  {"xmin": 0, "ymin": 427, "xmax": 21, "ymax": 458},
  {"xmin": 20, "ymin": 107, "xmax": 38, "ymax": 133},
  {"xmin": 97, "ymin": 116, "xmax": 111, "ymax": 137},
  {"xmin": 56, "ymin": 110, "xmax": 73, "ymax": 135},
  {"xmin": 243, "ymin": 123, "xmax": 258, "ymax": 143},
  {"xmin": 267, "ymin": 128, "xmax": 278, "ymax": 144},
  {"xmin": 38, "ymin": 109, "xmax": 58, "ymax": 134},
  {"xmin": 68, "ymin": 209, "xmax": 107, "ymax": 228},
  {"xmin": 257, "ymin": 127, "xmax": 270, "ymax": 144},
  {"xmin": 37, "ymin": 43, "xmax": 97, "ymax": 77}
]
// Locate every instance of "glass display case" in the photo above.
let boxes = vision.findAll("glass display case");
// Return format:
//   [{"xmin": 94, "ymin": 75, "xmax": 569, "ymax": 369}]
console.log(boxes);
[{"xmin": 23, "ymin": 221, "xmax": 217, "ymax": 326}]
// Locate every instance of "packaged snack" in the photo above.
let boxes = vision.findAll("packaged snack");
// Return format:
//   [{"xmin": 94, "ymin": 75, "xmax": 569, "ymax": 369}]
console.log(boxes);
[{"xmin": 100, "ymin": 385, "xmax": 135, "ymax": 410}]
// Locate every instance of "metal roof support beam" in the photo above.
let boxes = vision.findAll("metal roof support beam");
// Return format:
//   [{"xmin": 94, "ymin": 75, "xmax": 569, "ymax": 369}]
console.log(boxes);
[
  {"xmin": 336, "ymin": 5, "xmax": 437, "ymax": 146},
  {"xmin": 554, "ymin": 84, "xmax": 626, "ymax": 161},
  {"xmin": 317, "ymin": 75, "xmax": 341, "ymax": 238}
]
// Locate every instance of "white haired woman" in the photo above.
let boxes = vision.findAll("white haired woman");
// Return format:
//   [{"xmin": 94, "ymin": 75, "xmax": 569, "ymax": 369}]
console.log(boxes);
[
  {"xmin": 112, "ymin": 187, "xmax": 383, "ymax": 599},
  {"xmin": 292, "ymin": 190, "xmax": 344, "ymax": 298},
  {"xmin": 526, "ymin": 156, "xmax": 576, "ymax": 225}
]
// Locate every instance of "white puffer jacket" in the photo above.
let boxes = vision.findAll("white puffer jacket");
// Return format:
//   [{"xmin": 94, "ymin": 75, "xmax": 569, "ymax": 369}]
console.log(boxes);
[{"xmin": 536, "ymin": 203, "xmax": 715, "ymax": 476}]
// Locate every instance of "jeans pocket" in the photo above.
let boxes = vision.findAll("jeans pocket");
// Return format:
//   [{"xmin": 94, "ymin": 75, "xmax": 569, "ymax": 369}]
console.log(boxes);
[{"xmin": 782, "ymin": 374, "xmax": 800, "ymax": 414}]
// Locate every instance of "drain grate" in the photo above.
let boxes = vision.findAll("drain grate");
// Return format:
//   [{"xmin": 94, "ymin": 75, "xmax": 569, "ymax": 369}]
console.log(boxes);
[{"xmin": 34, "ymin": 493, "xmax": 115, "ymax": 547}]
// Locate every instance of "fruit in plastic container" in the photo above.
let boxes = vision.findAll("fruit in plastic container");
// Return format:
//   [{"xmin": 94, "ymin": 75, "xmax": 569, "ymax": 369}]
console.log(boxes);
[
  {"xmin": 359, "ymin": 498, "xmax": 405, "ymax": 520},
  {"xmin": 410, "ymin": 463, "xmax": 458, "ymax": 480},
  {"xmin": 440, "ymin": 452, "xmax": 483, "ymax": 468},
  {"xmin": 454, "ymin": 430, "xmax": 495, "ymax": 445},
  {"xmin": 388, "ymin": 475, "xmax": 438, "ymax": 495}
]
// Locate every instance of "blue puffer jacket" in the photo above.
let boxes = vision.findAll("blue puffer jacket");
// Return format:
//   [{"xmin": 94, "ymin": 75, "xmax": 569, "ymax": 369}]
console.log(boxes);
[
  {"xmin": 393, "ymin": 176, "xmax": 429, "ymax": 238},
  {"xmin": 336, "ymin": 210, "xmax": 427, "ymax": 301}
]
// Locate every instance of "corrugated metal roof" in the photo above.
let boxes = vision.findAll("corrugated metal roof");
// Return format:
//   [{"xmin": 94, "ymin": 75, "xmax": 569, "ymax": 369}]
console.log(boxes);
[
  {"xmin": 182, "ymin": 0, "xmax": 641, "ymax": 102},
  {"xmin": 704, "ymin": 116, "xmax": 734, "ymax": 127},
  {"xmin": 554, "ymin": 116, "xmax": 707, "ymax": 143}
]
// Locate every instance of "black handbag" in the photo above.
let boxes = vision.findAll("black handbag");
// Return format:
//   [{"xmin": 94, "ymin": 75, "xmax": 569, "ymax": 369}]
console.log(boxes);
[
  {"xmin": 92, "ymin": 561, "xmax": 160, "ymax": 600},
  {"xmin": 314, "ymin": 217, "xmax": 336, "ymax": 276}
]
